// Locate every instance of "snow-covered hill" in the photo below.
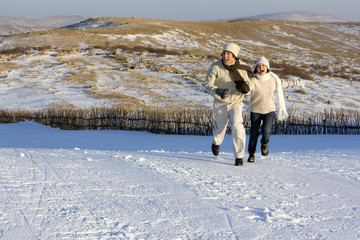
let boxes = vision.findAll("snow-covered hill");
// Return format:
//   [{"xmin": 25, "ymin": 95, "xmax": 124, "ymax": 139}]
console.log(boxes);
[
  {"xmin": 0, "ymin": 11, "xmax": 350, "ymax": 36},
  {"xmin": 0, "ymin": 15, "xmax": 88, "ymax": 35},
  {"xmin": 0, "ymin": 17, "xmax": 359, "ymax": 116},
  {"xmin": 244, "ymin": 11, "xmax": 347, "ymax": 22}
]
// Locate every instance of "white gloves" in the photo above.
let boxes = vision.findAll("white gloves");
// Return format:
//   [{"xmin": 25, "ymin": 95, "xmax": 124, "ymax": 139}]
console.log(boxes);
[
  {"xmin": 277, "ymin": 109, "xmax": 289, "ymax": 121},
  {"xmin": 294, "ymin": 79, "xmax": 305, "ymax": 88}
]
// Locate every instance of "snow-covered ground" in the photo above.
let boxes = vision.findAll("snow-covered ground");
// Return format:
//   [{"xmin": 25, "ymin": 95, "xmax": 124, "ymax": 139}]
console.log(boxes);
[{"xmin": 1, "ymin": 121, "xmax": 359, "ymax": 239}]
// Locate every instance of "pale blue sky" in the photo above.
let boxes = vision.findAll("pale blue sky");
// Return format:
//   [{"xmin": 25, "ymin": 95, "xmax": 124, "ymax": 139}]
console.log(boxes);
[{"xmin": 1, "ymin": 0, "xmax": 359, "ymax": 22}]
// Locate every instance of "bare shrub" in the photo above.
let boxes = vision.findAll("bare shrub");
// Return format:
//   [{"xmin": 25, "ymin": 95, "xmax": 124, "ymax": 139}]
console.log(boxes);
[
  {"xmin": 0, "ymin": 61, "xmax": 22, "ymax": 70},
  {"xmin": 0, "ymin": 46, "xmax": 53, "ymax": 55},
  {"xmin": 112, "ymin": 53, "xmax": 128, "ymax": 62},
  {"xmin": 206, "ymin": 54, "xmax": 219, "ymax": 60},
  {"xmin": 110, "ymin": 45, "xmax": 132, "ymax": 52},
  {"xmin": 165, "ymin": 49, "xmax": 181, "ymax": 56},
  {"xmin": 109, "ymin": 45, "xmax": 186, "ymax": 57},
  {"xmin": 309, "ymin": 64, "xmax": 358, "ymax": 81},
  {"xmin": 352, "ymin": 69, "xmax": 360, "ymax": 75},
  {"xmin": 311, "ymin": 64, "xmax": 329, "ymax": 71},
  {"xmin": 131, "ymin": 46, "xmax": 148, "ymax": 53},
  {"xmin": 150, "ymin": 48, "xmax": 167, "ymax": 57},
  {"xmin": 271, "ymin": 62, "xmax": 313, "ymax": 80},
  {"xmin": 294, "ymin": 89, "xmax": 307, "ymax": 95},
  {"xmin": 182, "ymin": 50, "xmax": 191, "ymax": 56},
  {"xmin": 0, "ymin": 47, "xmax": 26, "ymax": 55},
  {"xmin": 317, "ymin": 70, "xmax": 332, "ymax": 77},
  {"xmin": 334, "ymin": 72, "xmax": 352, "ymax": 80}
]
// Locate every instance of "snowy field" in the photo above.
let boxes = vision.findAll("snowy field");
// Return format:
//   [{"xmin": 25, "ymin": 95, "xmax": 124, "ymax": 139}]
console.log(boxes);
[{"xmin": 0, "ymin": 121, "xmax": 359, "ymax": 239}]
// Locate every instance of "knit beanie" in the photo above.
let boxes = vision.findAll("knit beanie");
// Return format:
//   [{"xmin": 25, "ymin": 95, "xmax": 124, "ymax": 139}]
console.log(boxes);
[
  {"xmin": 255, "ymin": 56, "xmax": 270, "ymax": 69},
  {"xmin": 223, "ymin": 43, "xmax": 240, "ymax": 58}
]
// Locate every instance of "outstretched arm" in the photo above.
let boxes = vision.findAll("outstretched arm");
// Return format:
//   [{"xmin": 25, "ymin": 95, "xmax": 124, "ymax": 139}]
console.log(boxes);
[{"xmin": 281, "ymin": 79, "xmax": 305, "ymax": 88}]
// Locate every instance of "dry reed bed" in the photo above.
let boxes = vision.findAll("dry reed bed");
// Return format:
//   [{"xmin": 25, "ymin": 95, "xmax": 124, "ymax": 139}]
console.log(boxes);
[{"xmin": 0, "ymin": 107, "xmax": 359, "ymax": 135}]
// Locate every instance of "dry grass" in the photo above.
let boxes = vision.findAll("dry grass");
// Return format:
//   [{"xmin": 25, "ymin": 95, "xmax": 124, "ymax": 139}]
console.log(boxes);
[
  {"xmin": 0, "ymin": 61, "xmax": 22, "ymax": 71},
  {"xmin": 271, "ymin": 62, "xmax": 314, "ymax": 80},
  {"xmin": 310, "ymin": 64, "xmax": 359, "ymax": 81},
  {"xmin": 293, "ymin": 89, "xmax": 307, "ymax": 95},
  {"xmin": 65, "ymin": 70, "xmax": 97, "ymax": 85},
  {"xmin": 85, "ymin": 90, "xmax": 144, "ymax": 107}
]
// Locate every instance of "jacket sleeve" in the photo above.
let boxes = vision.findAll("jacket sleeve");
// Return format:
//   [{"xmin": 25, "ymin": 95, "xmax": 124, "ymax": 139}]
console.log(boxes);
[
  {"xmin": 204, "ymin": 63, "xmax": 219, "ymax": 96},
  {"xmin": 281, "ymin": 79, "xmax": 305, "ymax": 88}
]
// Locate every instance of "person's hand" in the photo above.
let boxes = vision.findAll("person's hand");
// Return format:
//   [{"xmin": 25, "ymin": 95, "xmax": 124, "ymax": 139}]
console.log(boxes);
[
  {"xmin": 215, "ymin": 88, "xmax": 228, "ymax": 99},
  {"xmin": 277, "ymin": 109, "xmax": 289, "ymax": 121},
  {"xmin": 295, "ymin": 79, "xmax": 305, "ymax": 88}
]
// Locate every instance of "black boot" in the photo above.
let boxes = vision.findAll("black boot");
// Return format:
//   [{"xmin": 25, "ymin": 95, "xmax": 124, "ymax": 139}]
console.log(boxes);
[
  {"xmin": 235, "ymin": 158, "xmax": 243, "ymax": 166},
  {"xmin": 211, "ymin": 144, "xmax": 219, "ymax": 156},
  {"xmin": 261, "ymin": 143, "xmax": 268, "ymax": 156},
  {"xmin": 248, "ymin": 153, "xmax": 255, "ymax": 162}
]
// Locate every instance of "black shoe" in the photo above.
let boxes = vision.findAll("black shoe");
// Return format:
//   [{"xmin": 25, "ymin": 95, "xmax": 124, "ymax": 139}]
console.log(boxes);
[
  {"xmin": 261, "ymin": 143, "xmax": 268, "ymax": 156},
  {"xmin": 248, "ymin": 153, "xmax": 255, "ymax": 162},
  {"xmin": 235, "ymin": 158, "xmax": 243, "ymax": 166},
  {"xmin": 211, "ymin": 144, "xmax": 219, "ymax": 156}
]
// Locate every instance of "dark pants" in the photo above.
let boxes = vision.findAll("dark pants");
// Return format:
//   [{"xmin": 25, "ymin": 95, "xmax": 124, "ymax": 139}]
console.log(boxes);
[{"xmin": 248, "ymin": 111, "xmax": 275, "ymax": 154}]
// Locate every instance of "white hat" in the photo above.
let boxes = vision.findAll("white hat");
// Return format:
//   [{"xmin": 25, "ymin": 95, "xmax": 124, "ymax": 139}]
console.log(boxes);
[
  {"xmin": 223, "ymin": 43, "xmax": 240, "ymax": 58},
  {"xmin": 255, "ymin": 56, "xmax": 270, "ymax": 69}
]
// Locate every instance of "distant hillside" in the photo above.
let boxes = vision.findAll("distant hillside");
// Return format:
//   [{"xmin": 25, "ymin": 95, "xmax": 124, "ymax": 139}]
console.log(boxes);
[
  {"xmin": 0, "ymin": 15, "xmax": 88, "ymax": 35},
  {"xmin": 0, "ymin": 12, "xmax": 349, "ymax": 36},
  {"xmin": 0, "ymin": 17, "xmax": 359, "ymax": 114},
  {"xmin": 241, "ymin": 11, "xmax": 347, "ymax": 22}
]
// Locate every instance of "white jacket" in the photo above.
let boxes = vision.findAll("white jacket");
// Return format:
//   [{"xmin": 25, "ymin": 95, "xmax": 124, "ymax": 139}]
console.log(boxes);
[
  {"xmin": 204, "ymin": 59, "xmax": 251, "ymax": 104},
  {"xmin": 249, "ymin": 72, "xmax": 292, "ymax": 121}
]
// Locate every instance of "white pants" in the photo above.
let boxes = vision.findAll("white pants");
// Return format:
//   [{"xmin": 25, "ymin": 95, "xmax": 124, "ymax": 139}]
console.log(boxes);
[{"xmin": 212, "ymin": 101, "xmax": 246, "ymax": 159}]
